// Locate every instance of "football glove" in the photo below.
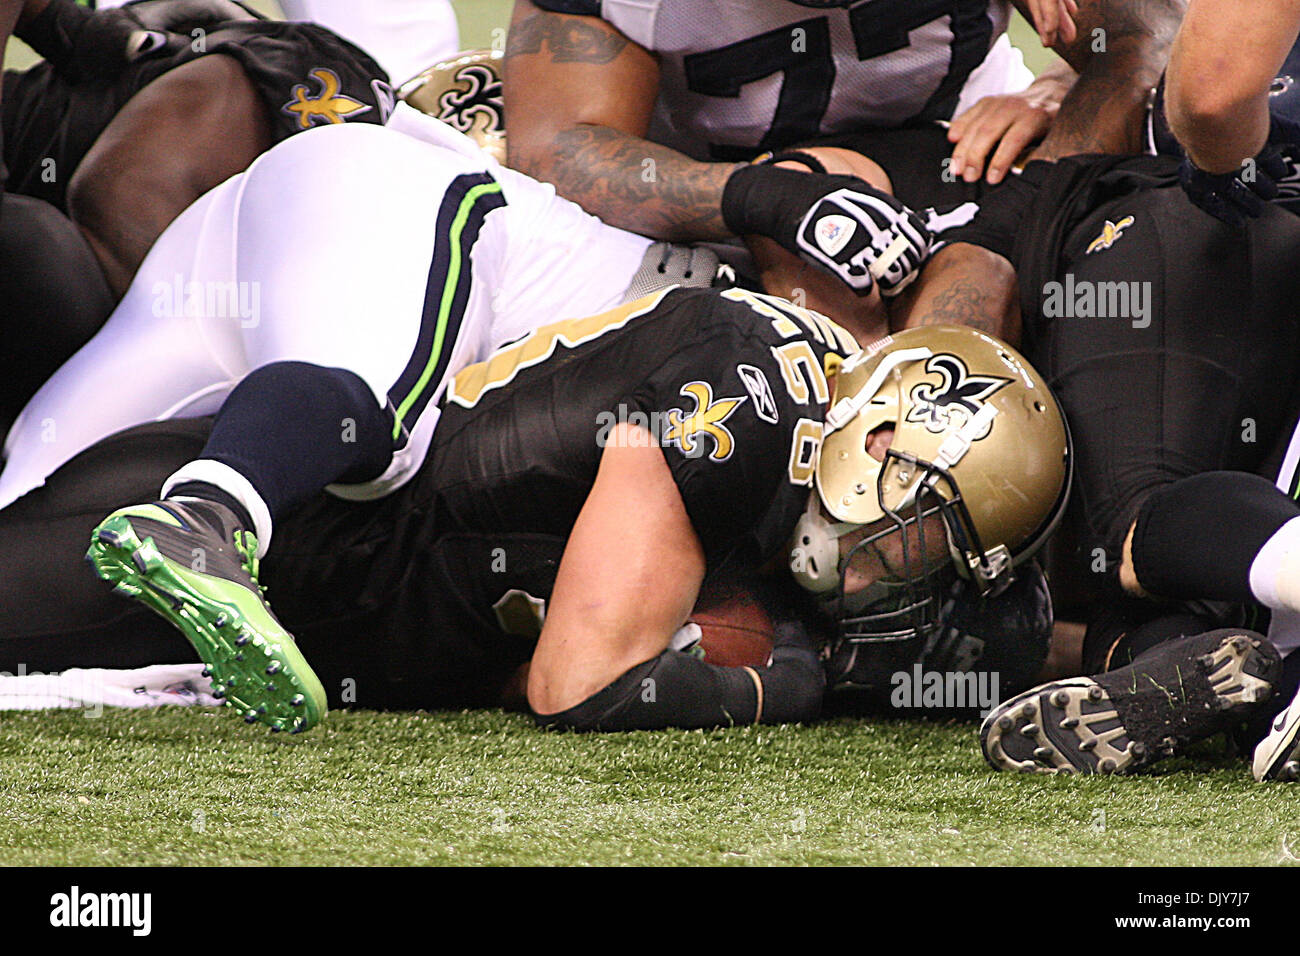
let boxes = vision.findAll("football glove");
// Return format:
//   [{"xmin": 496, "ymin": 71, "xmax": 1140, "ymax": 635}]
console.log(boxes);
[
  {"xmin": 1178, "ymin": 144, "xmax": 1300, "ymax": 226},
  {"xmin": 721, "ymin": 162, "xmax": 933, "ymax": 296}
]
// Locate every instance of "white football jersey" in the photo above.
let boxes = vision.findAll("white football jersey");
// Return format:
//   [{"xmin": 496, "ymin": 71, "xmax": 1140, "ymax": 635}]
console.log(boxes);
[{"xmin": 542, "ymin": 0, "xmax": 1029, "ymax": 160}]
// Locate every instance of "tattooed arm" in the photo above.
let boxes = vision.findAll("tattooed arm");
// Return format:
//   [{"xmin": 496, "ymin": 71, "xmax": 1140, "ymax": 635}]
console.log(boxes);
[
  {"xmin": 888, "ymin": 243, "xmax": 1021, "ymax": 344},
  {"xmin": 1014, "ymin": 0, "xmax": 1186, "ymax": 159},
  {"xmin": 504, "ymin": 0, "xmax": 734, "ymax": 241}
]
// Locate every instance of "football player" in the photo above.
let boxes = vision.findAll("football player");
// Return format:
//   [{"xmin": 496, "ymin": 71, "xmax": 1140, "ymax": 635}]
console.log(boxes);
[
  {"xmin": 0, "ymin": 276, "xmax": 1071, "ymax": 737},
  {"xmin": 1, "ymin": 0, "xmax": 390, "ymax": 433},
  {"xmin": 500, "ymin": 0, "xmax": 1180, "ymax": 271},
  {"xmin": 1, "ymin": 81, "xmax": 935, "ymax": 509},
  {"xmin": 0, "ymin": 107, "xmax": 664, "ymax": 509},
  {"xmin": 891, "ymin": 148, "xmax": 1300, "ymax": 777}
]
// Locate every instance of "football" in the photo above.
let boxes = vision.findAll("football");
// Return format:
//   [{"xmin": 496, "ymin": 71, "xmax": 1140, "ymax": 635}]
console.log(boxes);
[{"xmin": 688, "ymin": 590, "xmax": 775, "ymax": 668}]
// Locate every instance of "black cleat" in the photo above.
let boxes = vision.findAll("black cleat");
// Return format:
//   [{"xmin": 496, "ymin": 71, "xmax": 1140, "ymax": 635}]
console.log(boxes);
[{"xmin": 981, "ymin": 629, "xmax": 1281, "ymax": 775}]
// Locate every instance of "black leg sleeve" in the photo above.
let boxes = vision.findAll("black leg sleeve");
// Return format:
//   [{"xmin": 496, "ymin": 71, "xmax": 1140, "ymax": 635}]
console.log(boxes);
[{"xmin": 1131, "ymin": 471, "xmax": 1300, "ymax": 603}]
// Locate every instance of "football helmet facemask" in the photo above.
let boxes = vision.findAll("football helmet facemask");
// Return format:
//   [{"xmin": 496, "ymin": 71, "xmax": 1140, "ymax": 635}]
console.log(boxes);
[
  {"xmin": 790, "ymin": 325, "xmax": 1071, "ymax": 664},
  {"xmin": 399, "ymin": 49, "xmax": 505, "ymax": 164}
]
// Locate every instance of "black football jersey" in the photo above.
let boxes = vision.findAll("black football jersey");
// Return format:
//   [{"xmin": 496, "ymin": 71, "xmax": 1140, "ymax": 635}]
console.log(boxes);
[
  {"xmin": 380, "ymin": 286, "xmax": 857, "ymax": 668},
  {"xmin": 2, "ymin": 16, "xmax": 391, "ymax": 212}
]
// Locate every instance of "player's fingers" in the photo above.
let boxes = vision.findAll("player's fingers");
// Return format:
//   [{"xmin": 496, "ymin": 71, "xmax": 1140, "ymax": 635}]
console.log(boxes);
[
  {"xmin": 986, "ymin": 121, "xmax": 1038, "ymax": 184},
  {"xmin": 947, "ymin": 109, "xmax": 972, "ymax": 142},
  {"xmin": 946, "ymin": 104, "xmax": 986, "ymax": 179},
  {"xmin": 1027, "ymin": 0, "xmax": 1058, "ymax": 46},
  {"xmin": 1057, "ymin": 0, "xmax": 1079, "ymax": 46},
  {"xmin": 953, "ymin": 111, "xmax": 1013, "ymax": 182}
]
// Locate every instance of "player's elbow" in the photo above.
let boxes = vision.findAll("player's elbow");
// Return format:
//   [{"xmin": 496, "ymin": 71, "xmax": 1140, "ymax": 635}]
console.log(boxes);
[{"xmin": 1166, "ymin": 71, "xmax": 1270, "ymax": 150}]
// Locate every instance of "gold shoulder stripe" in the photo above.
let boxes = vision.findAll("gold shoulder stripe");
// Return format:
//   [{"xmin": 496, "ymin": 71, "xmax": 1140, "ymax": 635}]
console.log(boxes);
[{"xmin": 448, "ymin": 287, "xmax": 675, "ymax": 409}]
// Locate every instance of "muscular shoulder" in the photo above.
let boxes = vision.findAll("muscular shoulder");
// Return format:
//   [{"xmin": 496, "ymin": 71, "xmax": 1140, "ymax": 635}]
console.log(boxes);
[{"xmin": 633, "ymin": 288, "xmax": 857, "ymax": 567}]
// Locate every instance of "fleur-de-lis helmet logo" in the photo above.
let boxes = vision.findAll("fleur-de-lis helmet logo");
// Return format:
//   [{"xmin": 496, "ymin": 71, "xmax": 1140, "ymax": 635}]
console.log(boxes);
[
  {"xmin": 905, "ymin": 354, "xmax": 1010, "ymax": 438},
  {"xmin": 437, "ymin": 64, "xmax": 504, "ymax": 135}
]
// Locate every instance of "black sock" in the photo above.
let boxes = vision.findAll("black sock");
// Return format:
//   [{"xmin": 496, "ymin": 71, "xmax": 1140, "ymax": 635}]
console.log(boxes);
[
  {"xmin": 199, "ymin": 361, "xmax": 395, "ymax": 521},
  {"xmin": 167, "ymin": 481, "xmax": 255, "ymax": 532}
]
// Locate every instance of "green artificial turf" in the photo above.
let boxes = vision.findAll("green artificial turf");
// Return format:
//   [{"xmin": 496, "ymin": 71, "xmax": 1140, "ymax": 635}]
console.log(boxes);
[{"xmin": 2, "ymin": 707, "xmax": 1299, "ymax": 866}]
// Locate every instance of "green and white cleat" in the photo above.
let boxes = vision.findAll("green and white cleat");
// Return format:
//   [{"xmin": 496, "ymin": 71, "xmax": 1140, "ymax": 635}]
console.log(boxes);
[{"xmin": 86, "ymin": 499, "xmax": 327, "ymax": 734}]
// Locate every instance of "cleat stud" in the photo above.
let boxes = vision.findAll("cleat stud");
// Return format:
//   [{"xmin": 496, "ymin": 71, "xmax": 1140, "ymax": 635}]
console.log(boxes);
[
  {"xmin": 244, "ymin": 712, "xmax": 258, "ymax": 724},
  {"xmin": 1020, "ymin": 723, "xmax": 1040, "ymax": 737},
  {"xmin": 214, "ymin": 613, "xmax": 228, "ymax": 628},
  {"xmin": 1130, "ymin": 741, "xmax": 1147, "ymax": 758},
  {"xmin": 1099, "ymin": 758, "xmax": 1117, "ymax": 773},
  {"xmin": 266, "ymin": 661, "xmax": 282, "ymax": 675},
  {"xmin": 266, "ymin": 683, "xmax": 277, "ymax": 692},
  {"xmin": 290, "ymin": 695, "xmax": 305, "ymax": 707},
  {"xmin": 1033, "ymin": 747, "xmax": 1053, "ymax": 760},
  {"xmin": 200, "ymin": 668, "xmax": 211, "ymax": 678},
  {"xmin": 235, "ymin": 635, "xmax": 250, "ymax": 647},
  {"xmin": 1050, "ymin": 690, "xmax": 1069, "ymax": 708},
  {"xmin": 1079, "ymin": 737, "xmax": 1097, "ymax": 751},
  {"xmin": 235, "ymin": 654, "xmax": 244, "ymax": 662},
  {"xmin": 1060, "ymin": 717, "xmax": 1080, "ymax": 729},
  {"xmin": 269, "ymin": 725, "xmax": 282, "ymax": 733},
  {"xmin": 1087, "ymin": 685, "xmax": 1104, "ymax": 702},
  {"xmin": 1020, "ymin": 702, "xmax": 1036, "ymax": 718},
  {"xmin": 1230, "ymin": 636, "xmax": 1249, "ymax": 652}
]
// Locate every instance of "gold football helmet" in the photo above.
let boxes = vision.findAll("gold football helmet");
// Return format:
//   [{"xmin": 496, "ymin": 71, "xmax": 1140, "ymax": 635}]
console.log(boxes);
[
  {"xmin": 790, "ymin": 324, "xmax": 1071, "ymax": 658},
  {"xmin": 399, "ymin": 50, "xmax": 505, "ymax": 164}
]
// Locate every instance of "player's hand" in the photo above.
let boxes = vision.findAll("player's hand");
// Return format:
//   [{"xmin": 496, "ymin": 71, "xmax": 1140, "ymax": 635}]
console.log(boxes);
[
  {"xmin": 1024, "ymin": 0, "xmax": 1078, "ymax": 47},
  {"xmin": 758, "ymin": 621, "xmax": 826, "ymax": 724},
  {"xmin": 74, "ymin": 0, "xmax": 252, "ymax": 79},
  {"xmin": 125, "ymin": 0, "xmax": 255, "ymax": 32},
  {"xmin": 1178, "ymin": 145, "xmax": 1298, "ymax": 226},
  {"xmin": 947, "ymin": 87, "xmax": 1060, "ymax": 184},
  {"xmin": 722, "ymin": 163, "xmax": 933, "ymax": 296}
]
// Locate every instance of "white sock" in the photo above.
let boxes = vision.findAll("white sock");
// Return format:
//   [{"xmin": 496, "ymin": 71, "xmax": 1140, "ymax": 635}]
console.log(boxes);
[
  {"xmin": 1249, "ymin": 516, "xmax": 1300, "ymax": 615},
  {"xmin": 160, "ymin": 459, "xmax": 275, "ymax": 558}
]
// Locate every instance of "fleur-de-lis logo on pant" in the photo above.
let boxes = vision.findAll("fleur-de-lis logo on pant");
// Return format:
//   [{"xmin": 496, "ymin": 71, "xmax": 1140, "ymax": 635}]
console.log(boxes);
[
  {"xmin": 663, "ymin": 382, "xmax": 746, "ymax": 462},
  {"xmin": 283, "ymin": 68, "xmax": 372, "ymax": 129}
]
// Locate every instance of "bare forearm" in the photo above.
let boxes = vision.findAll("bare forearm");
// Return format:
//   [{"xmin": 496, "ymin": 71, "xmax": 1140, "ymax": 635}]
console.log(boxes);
[
  {"xmin": 1166, "ymin": 0, "xmax": 1300, "ymax": 172},
  {"xmin": 1031, "ymin": 0, "xmax": 1184, "ymax": 159},
  {"xmin": 524, "ymin": 124, "xmax": 736, "ymax": 241},
  {"xmin": 889, "ymin": 242, "xmax": 1020, "ymax": 343}
]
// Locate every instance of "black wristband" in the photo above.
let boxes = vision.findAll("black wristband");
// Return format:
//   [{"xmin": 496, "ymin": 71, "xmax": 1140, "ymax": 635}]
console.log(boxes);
[
  {"xmin": 758, "ymin": 149, "xmax": 829, "ymax": 174},
  {"xmin": 721, "ymin": 163, "xmax": 863, "ymax": 242}
]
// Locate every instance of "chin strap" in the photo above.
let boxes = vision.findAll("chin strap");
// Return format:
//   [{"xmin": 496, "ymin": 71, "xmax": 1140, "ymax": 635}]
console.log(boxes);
[{"xmin": 824, "ymin": 346, "xmax": 931, "ymax": 435}]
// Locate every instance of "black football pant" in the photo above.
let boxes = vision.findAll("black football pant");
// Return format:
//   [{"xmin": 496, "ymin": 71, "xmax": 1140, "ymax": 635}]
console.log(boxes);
[{"xmin": 1037, "ymin": 187, "xmax": 1300, "ymax": 678}]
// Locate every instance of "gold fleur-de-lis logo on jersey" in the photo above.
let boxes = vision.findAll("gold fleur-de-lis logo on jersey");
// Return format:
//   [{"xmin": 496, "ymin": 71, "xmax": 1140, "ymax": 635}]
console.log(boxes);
[
  {"xmin": 1086, "ymin": 215, "xmax": 1135, "ymax": 255},
  {"xmin": 663, "ymin": 382, "xmax": 746, "ymax": 462},
  {"xmin": 283, "ymin": 68, "xmax": 372, "ymax": 128}
]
